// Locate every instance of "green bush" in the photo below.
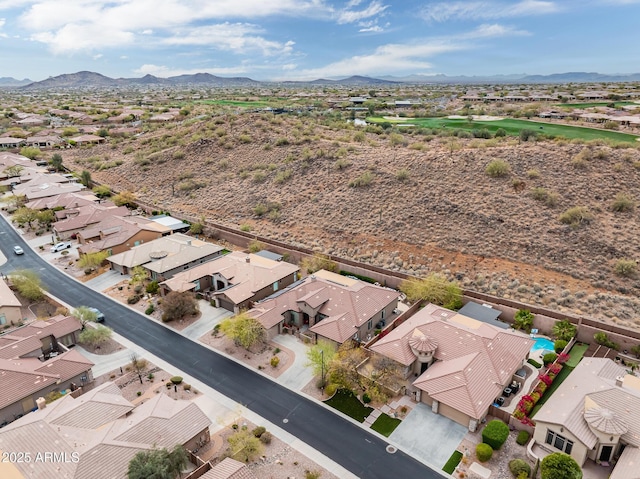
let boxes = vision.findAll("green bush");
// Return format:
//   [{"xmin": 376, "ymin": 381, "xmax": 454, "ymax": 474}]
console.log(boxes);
[
  {"xmin": 324, "ymin": 383, "xmax": 338, "ymax": 396},
  {"xmin": 270, "ymin": 356, "xmax": 280, "ymax": 368},
  {"xmin": 485, "ymin": 160, "xmax": 510, "ymax": 178},
  {"xmin": 541, "ymin": 452, "xmax": 582, "ymax": 479},
  {"xmin": 127, "ymin": 294, "xmax": 141, "ymax": 304},
  {"xmin": 170, "ymin": 376, "xmax": 183, "ymax": 384},
  {"xmin": 362, "ymin": 393, "xmax": 371, "ymax": 404},
  {"xmin": 481, "ymin": 420, "xmax": 509, "ymax": 450},
  {"xmin": 146, "ymin": 281, "xmax": 159, "ymax": 294},
  {"xmin": 554, "ymin": 339, "xmax": 568, "ymax": 353},
  {"xmin": 514, "ymin": 309, "xmax": 534, "ymax": 333},
  {"xmin": 559, "ymin": 206, "xmax": 593, "ymax": 227},
  {"xmin": 509, "ymin": 458, "xmax": 531, "ymax": 477},
  {"xmin": 614, "ymin": 259, "xmax": 637, "ymax": 277},
  {"xmin": 594, "ymin": 332, "xmax": 619, "ymax": 350},
  {"xmin": 145, "ymin": 304, "xmax": 155, "ymax": 315},
  {"xmin": 516, "ymin": 430, "xmax": 531, "ymax": 446},
  {"xmin": 476, "ymin": 443, "xmax": 493, "ymax": 462},
  {"xmin": 543, "ymin": 352, "xmax": 558, "ymax": 365},
  {"xmin": 259, "ymin": 431, "xmax": 272, "ymax": 444},
  {"xmin": 527, "ymin": 358, "xmax": 542, "ymax": 368},
  {"xmin": 252, "ymin": 426, "xmax": 266, "ymax": 438}
]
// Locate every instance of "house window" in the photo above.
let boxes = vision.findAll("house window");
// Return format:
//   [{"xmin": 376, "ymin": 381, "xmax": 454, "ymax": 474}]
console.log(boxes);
[
  {"xmin": 381, "ymin": 309, "xmax": 385, "ymax": 319},
  {"xmin": 546, "ymin": 430, "xmax": 573, "ymax": 454},
  {"xmin": 273, "ymin": 281, "xmax": 279, "ymax": 291},
  {"xmin": 134, "ymin": 240, "xmax": 141, "ymax": 246},
  {"xmin": 0, "ymin": 314, "xmax": 5, "ymax": 326},
  {"xmin": 367, "ymin": 319, "xmax": 373, "ymax": 330},
  {"xmin": 193, "ymin": 280, "xmax": 201, "ymax": 292}
]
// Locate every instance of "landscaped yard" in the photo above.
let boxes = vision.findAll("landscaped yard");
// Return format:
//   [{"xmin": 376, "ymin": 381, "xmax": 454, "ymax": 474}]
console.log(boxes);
[
  {"xmin": 555, "ymin": 101, "xmax": 638, "ymax": 109},
  {"xmin": 370, "ymin": 413, "xmax": 402, "ymax": 437},
  {"xmin": 366, "ymin": 116, "xmax": 640, "ymax": 143},
  {"xmin": 324, "ymin": 389, "xmax": 373, "ymax": 423},
  {"xmin": 442, "ymin": 450, "xmax": 463, "ymax": 474},
  {"xmin": 565, "ymin": 343, "xmax": 588, "ymax": 368}
]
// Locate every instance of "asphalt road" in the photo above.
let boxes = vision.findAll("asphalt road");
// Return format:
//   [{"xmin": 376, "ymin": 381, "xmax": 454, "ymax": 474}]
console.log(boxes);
[{"xmin": 0, "ymin": 216, "xmax": 444, "ymax": 479}]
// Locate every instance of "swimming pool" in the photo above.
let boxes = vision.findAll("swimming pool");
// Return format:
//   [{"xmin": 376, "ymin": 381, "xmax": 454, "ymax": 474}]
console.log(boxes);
[{"xmin": 531, "ymin": 337, "xmax": 555, "ymax": 353}]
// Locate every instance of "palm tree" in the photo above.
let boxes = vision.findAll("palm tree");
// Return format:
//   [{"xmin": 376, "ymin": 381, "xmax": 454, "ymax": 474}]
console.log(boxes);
[{"xmin": 552, "ymin": 320, "xmax": 577, "ymax": 342}]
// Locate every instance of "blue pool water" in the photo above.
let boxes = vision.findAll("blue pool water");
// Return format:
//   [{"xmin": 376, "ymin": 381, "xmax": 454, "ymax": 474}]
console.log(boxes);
[{"xmin": 531, "ymin": 337, "xmax": 555, "ymax": 353}]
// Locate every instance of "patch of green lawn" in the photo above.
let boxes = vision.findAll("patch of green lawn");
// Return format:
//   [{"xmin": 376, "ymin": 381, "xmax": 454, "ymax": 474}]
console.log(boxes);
[
  {"xmin": 324, "ymin": 389, "xmax": 373, "ymax": 422},
  {"xmin": 566, "ymin": 343, "xmax": 589, "ymax": 368},
  {"xmin": 442, "ymin": 450, "xmax": 463, "ymax": 474},
  {"xmin": 366, "ymin": 116, "xmax": 640, "ymax": 144},
  {"xmin": 370, "ymin": 413, "xmax": 402, "ymax": 437},
  {"xmin": 555, "ymin": 101, "xmax": 637, "ymax": 109}
]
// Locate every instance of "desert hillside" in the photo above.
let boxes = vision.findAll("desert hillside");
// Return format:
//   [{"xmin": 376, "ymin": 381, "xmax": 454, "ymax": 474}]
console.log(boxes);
[{"xmin": 62, "ymin": 113, "xmax": 640, "ymax": 327}]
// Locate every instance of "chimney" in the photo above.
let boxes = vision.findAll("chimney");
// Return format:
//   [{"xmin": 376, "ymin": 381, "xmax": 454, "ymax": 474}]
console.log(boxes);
[
  {"xmin": 36, "ymin": 397, "xmax": 46, "ymax": 410},
  {"xmin": 245, "ymin": 256, "xmax": 250, "ymax": 263},
  {"xmin": 616, "ymin": 376, "xmax": 624, "ymax": 387},
  {"xmin": 310, "ymin": 274, "xmax": 316, "ymax": 282},
  {"xmin": 186, "ymin": 240, "xmax": 191, "ymax": 246}
]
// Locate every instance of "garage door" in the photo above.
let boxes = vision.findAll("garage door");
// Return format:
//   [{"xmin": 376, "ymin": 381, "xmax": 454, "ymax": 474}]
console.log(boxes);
[{"xmin": 219, "ymin": 298, "xmax": 235, "ymax": 312}]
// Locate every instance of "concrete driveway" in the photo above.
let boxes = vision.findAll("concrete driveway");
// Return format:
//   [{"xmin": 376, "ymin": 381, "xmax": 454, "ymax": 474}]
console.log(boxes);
[{"xmin": 390, "ymin": 402, "xmax": 468, "ymax": 469}]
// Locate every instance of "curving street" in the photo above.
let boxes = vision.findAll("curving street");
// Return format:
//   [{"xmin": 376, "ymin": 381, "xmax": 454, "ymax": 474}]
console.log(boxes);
[{"xmin": 0, "ymin": 214, "xmax": 445, "ymax": 479}]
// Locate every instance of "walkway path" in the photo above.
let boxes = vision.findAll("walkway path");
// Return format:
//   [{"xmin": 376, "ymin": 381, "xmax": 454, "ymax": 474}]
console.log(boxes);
[
  {"xmin": 181, "ymin": 300, "xmax": 232, "ymax": 340},
  {"xmin": 272, "ymin": 334, "xmax": 316, "ymax": 391}
]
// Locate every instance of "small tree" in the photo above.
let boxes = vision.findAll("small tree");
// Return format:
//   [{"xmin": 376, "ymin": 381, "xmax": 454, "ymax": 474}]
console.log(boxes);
[
  {"xmin": 73, "ymin": 305, "xmax": 98, "ymax": 326},
  {"xmin": 481, "ymin": 420, "xmax": 509, "ymax": 450},
  {"xmin": 300, "ymin": 253, "xmax": 338, "ymax": 274},
  {"xmin": 399, "ymin": 273, "xmax": 462, "ymax": 309},
  {"xmin": 19, "ymin": 146, "xmax": 41, "ymax": 159},
  {"xmin": 113, "ymin": 191, "xmax": 137, "ymax": 208},
  {"xmin": 552, "ymin": 320, "xmax": 577, "ymax": 341},
  {"xmin": 4, "ymin": 164, "xmax": 24, "ymax": 178},
  {"xmin": 78, "ymin": 325, "xmax": 112, "ymax": 346},
  {"xmin": 306, "ymin": 339, "xmax": 337, "ymax": 377},
  {"xmin": 127, "ymin": 445, "xmax": 187, "ymax": 479},
  {"xmin": 540, "ymin": 452, "xmax": 582, "ymax": 479},
  {"xmin": 327, "ymin": 341, "xmax": 368, "ymax": 393},
  {"xmin": 9, "ymin": 269, "xmax": 45, "ymax": 301},
  {"xmin": 513, "ymin": 309, "xmax": 534, "ymax": 333},
  {"xmin": 161, "ymin": 291, "xmax": 199, "ymax": 322},
  {"xmin": 92, "ymin": 184, "xmax": 112, "ymax": 198},
  {"xmin": 129, "ymin": 352, "xmax": 148, "ymax": 383},
  {"xmin": 78, "ymin": 251, "xmax": 109, "ymax": 269},
  {"xmin": 12, "ymin": 206, "xmax": 39, "ymax": 229},
  {"xmin": 50, "ymin": 153, "xmax": 64, "ymax": 171},
  {"xmin": 36, "ymin": 209, "xmax": 55, "ymax": 228},
  {"xmin": 80, "ymin": 170, "xmax": 92, "ymax": 188},
  {"xmin": 226, "ymin": 428, "xmax": 264, "ymax": 463},
  {"xmin": 219, "ymin": 311, "xmax": 265, "ymax": 350}
]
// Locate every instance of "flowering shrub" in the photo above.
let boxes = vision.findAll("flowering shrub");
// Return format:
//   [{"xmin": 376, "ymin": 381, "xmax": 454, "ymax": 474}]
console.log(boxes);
[
  {"xmin": 557, "ymin": 353, "xmax": 570, "ymax": 364},
  {"xmin": 533, "ymin": 382, "xmax": 547, "ymax": 396},
  {"xmin": 548, "ymin": 363, "xmax": 563, "ymax": 375},
  {"xmin": 530, "ymin": 391, "xmax": 541, "ymax": 403},
  {"xmin": 539, "ymin": 374, "xmax": 553, "ymax": 386}
]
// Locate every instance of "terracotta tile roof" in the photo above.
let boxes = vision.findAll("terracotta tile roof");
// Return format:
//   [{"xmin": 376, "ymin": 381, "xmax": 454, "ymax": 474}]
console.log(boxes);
[
  {"xmin": 534, "ymin": 358, "xmax": 638, "ymax": 451},
  {"xmin": 78, "ymin": 216, "xmax": 166, "ymax": 254},
  {"xmin": 0, "ymin": 382, "xmax": 211, "ymax": 479},
  {"xmin": 251, "ymin": 270, "xmax": 399, "ymax": 343},
  {"xmin": 53, "ymin": 204, "xmax": 130, "ymax": 233},
  {"xmin": 33, "ymin": 349, "xmax": 94, "ymax": 382},
  {"xmin": 163, "ymin": 252, "xmax": 300, "ymax": 304},
  {"xmin": 202, "ymin": 458, "xmax": 258, "ymax": 479},
  {"xmin": 9, "ymin": 315, "xmax": 82, "ymax": 341},
  {"xmin": 370, "ymin": 303, "xmax": 532, "ymax": 420},
  {"xmin": 26, "ymin": 191, "xmax": 99, "ymax": 210},
  {"xmin": 0, "ymin": 335, "xmax": 43, "ymax": 359},
  {"xmin": 0, "ymin": 277, "xmax": 22, "ymax": 307}
]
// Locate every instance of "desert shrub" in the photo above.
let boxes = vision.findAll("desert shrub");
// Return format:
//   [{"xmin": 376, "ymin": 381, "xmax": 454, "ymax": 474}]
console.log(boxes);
[
  {"xmin": 170, "ymin": 376, "xmax": 183, "ymax": 384},
  {"xmin": 396, "ymin": 168, "xmax": 410, "ymax": 182},
  {"xmin": 481, "ymin": 420, "xmax": 509, "ymax": 450},
  {"xmin": 516, "ymin": 430, "xmax": 530, "ymax": 446},
  {"xmin": 252, "ymin": 171, "xmax": 266, "ymax": 183},
  {"xmin": 485, "ymin": 160, "xmax": 510, "ymax": 177},
  {"xmin": 127, "ymin": 294, "xmax": 141, "ymax": 304},
  {"xmin": 333, "ymin": 158, "xmax": 351, "ymax": 170},
  {"xmin": 611, "ymin": 193, "xmax": 635, "ymax": 212},
  {"xmin": 349, "ymin": 171, "xmax": 373, "ymax": 187},
  {"xmin": 275, "ymin": 137, "xmax": 290, "ymax": 146},
  {"xmin": 614, "ymin": 259, "xmax": 637, "ymax": 277},
  {"xmin": 324, "ymin": 383, "xmax": 338, "ymax": 396},
  {"xmin": 252, "ymin": 426, "xmax": 266, "ymax": 438},
  {"xmin": 146, "ymin": 281, "xmax": 159, "ymax": 294},
  {"xmin": 530, "ymin": 187, "xmax": 559, "ymax": 207},
  {"xmin": 362, "ymin": 393, "xmax": 371, "ymax": 404},
  {"xmin": 559, "ymin": 206, "xmax": 593, "ymax": 226},
  {"xmin": 145, "ymin": 304, "xmax": 155, "ymax": 315},
  {"xmin": 543, "ymin": 352, "xmax": 558, "ymax": 365},
  {"xmin": 274, "ymin": 169, "xmax": 293, "ymax": 184},
  {"xmin": 509, "ymin": 458, "xmax": 531, "ymax": 477},
  {"xmin": 248, "ymin": 239, "xmax": 266, "ymax": 253},
  {"xmin": 161, "ymin": 291, "xmax": 199, "ymax": 322},
  {"xmin": 270, "ymin": 356, "xmax": 280, "ymax": 368},
  {"xmin": 300, "ymin": 253, "xmax": 338, "ymax": 274},
  {"xmin": 259, "ymin": 431, "xmax": 272, "ymax": 444},
  {"xmin": 527, "ymin": 168, "xmax": 540, "ymax": 178},
  {"xmin": 476, "ymin": 443, "xmax": 493, "ymax": 462},
  {"xmin": 519, "ymin": 129, "xmax": 536, "ymax": 142},
  {"xmin": 183, "ymin": 383, "xmax": 191, "ymax": 391},
  {"xmin": 495, "ymin": 128, "xmax": 507, "ymax": 137},
  {"xmin": 554, "ymin": 339, "xmax": 568, "ymax": 353}
]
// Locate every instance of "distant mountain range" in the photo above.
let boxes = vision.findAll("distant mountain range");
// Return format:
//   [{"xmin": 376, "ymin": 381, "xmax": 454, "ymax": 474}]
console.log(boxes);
[{"xmin": 2, "ymin": 70, "xmax": 640, "ymax": 89}]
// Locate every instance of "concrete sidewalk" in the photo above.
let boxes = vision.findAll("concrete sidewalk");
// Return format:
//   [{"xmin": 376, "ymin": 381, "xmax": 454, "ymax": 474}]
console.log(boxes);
[
  {"xmin": 272, "ymin": 334, "xmax": 316, "ymax": 391},
  {"xmin": 84, "ymin": 269, "xmax": 129, "ymax": 292},
  {"xmin": 181, "ymin": 300, "xmax": 232, "ymax": 340},
  {"xmin": 82, "ymin": 330, "xmax": 358, "ymax": 479}
]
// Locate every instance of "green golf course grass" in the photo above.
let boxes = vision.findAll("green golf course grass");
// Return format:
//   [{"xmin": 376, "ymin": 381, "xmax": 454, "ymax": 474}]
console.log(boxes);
[
  {"xmin": 366, "ymin": 116, "xmax": 640, "ymax": 143},
  {"xmin": 555, "ymin": 101, "xmax": 638, "ymax": 109}
]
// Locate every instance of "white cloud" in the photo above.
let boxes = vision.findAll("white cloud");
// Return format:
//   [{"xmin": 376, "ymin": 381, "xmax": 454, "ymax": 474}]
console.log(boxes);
[
  {"xmin": 421, "ymin": 0, "xmax": 559, "ymax": 22},
  {"xmin": 162, "ymin": 23, "xmax": 295, "ymax": 56},
  {"xmin": 359, "ymin": 25, "xmax": 383, "ymax": 32},
  {"xmin": 464, "ymin": 23, "xmax": 530, "ymax": 38},
  {"xmin": 282, "ymin": 63, "xmax": 297, "ymax": 70},
  {"xmin": 141, "ymin": 29, "xmax": 153, "ymax": 35},
  {"xmin": 0, "ymin": 17, "xmax": 5, "ymax": 27},
  {"xmin": 31, "ymin": 24, "xmax": 134, "ymax": 54},
  {"xmin": 120, "ymin": 55, "xmax": 128, "ymax": 59},
  {"xmin": 337, "ymin": 0, "xmax": 388, "ymax": 24},
  {"xmin": 92, "ymin": 53, "xmax": 103, "ymax": 60},
  {"xmin": 133, "ymin": 63, "xmax": 250, "ymax": 77}
]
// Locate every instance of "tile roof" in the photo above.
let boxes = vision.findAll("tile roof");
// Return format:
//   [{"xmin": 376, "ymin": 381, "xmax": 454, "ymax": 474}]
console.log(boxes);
[
  {"xmin": 26, "ymin": 191, "xmax": 99, "ymax": 211},
  {"xmin": 250, "ymin": 270, "xmax": 399, "ymax": 343},
  {"xmin": 0, "ymin": 335, "xmax": 43, "ymax": 359},
  {"xmin": 53, "ymin": 204, "xmax": 130, "ymax": 233},
  {"xmin": 0, "ymin": 382, "xmax": 211, "ymax": 479},
  {"xmin": 202, "ymin": 458, "xmax": 258, "ymax": 479},
  {"xmin": 163, "ymin": 251, "xmax": 300, "ymax": 303},
  {"xmin": 534, "ymin": 358, "xmax": 640, "ymax": 451},
  {"xmin": 107, "ymin": 233, "xmax": 223, "ymax": 272},
  {"xmin": 78, "ymin": 216, "xmax": 166, "ymax": 254},
  {"xmin": 8, "ymin": 315, "xmax": 82, "ymax": 341},
  {"xmin": 370, "ymin": 303, "xmax": 532, "ymax": 420},
  {"xmin": 0, "ymin": 278, "xmax": 22, "ymax": 307}
]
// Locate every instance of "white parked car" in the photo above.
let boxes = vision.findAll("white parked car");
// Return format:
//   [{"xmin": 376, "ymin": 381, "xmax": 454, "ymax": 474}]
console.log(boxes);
[
  {"xmin": 13, "ymin": 245, "xmax": 24, "ymax": 255},
  {"xmin": 51, "ymin": 242, "xmax": 72, "ymax": 253}
]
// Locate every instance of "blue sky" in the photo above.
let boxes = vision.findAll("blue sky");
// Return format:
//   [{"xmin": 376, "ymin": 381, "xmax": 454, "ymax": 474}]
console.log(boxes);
[{"xmin": 1, "ymin": 0, "xmax": 639, "ymax": 81}]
